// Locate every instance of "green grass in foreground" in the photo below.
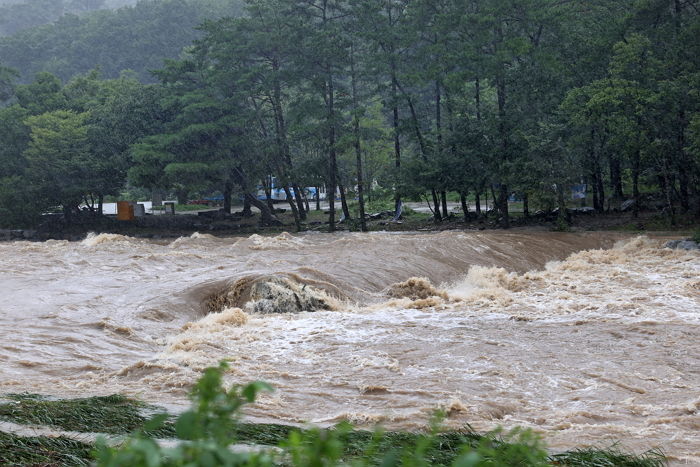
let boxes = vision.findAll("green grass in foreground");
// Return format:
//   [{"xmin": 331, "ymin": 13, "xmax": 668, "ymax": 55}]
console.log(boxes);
[
  {"xmin": 0, "ymin": 364, "xmax": 668, "ymax": 466},
  {"xmin": 0, "ymin": 428, "xmax": 669, "ymax": 467},
  {"xmin": 551, "ymin": 446, "xmax": 667, "ymax": 466},
  {"xmin": 0, "ymin": 393, "xmax": 175, "ymax": 438},
  {"xmin": 0, "ymin": 431, "xmax": 92, "ymax": 466}
]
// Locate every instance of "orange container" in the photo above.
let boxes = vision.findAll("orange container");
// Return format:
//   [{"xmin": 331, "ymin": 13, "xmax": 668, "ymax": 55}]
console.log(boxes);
[{"xmin": 117, "ymin": 201, "xmax": 135, "ymax": 221}]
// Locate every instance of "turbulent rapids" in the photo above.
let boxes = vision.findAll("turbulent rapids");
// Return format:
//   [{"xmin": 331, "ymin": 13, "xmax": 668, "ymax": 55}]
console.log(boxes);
[{"xmin": 0, "ymin": 231, "xmax": 698, "ymax": 463}]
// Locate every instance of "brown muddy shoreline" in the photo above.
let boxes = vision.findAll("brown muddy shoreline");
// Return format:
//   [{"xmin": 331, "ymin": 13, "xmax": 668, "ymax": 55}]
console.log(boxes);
[{"xmin": 1, "ymin": 206, "xmax": 697, "ymax": 243}]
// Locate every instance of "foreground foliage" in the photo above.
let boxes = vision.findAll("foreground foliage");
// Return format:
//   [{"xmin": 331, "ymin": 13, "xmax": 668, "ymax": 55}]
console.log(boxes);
[
  {"xmin": 92, "ymin": 363, "xmax": 665, "ymax": 467},
  {"xmin": 0, "ymin": 364, "xmax": 668, "ymax": 466},
  {"xmin": 0, "ymin": 431, "xmax": 92, "ymax": 466}
]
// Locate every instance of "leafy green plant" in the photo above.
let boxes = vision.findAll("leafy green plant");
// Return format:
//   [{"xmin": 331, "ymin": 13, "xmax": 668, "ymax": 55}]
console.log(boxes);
[{"xmin": 94, "ymin": 362, "xmax": 275, "ymax": 466}]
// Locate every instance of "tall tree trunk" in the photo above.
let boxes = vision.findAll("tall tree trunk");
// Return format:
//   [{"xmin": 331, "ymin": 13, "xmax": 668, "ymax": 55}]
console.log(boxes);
[
  {"xmin": 595, "ymin": 160, "xmax": 605, "ymax": 213},
  {"xmin": 271, "ymin": 59, "xmax": 305, "ymax": 222},
  {"xmin": 523, "ymin": 192, "xmax": 529, "ymax": 218},
  {"xmin": 264, "ymin": 180, "xmax": 274, "ymax": 211},
  {"xmin": 391, "ymin": 63, "xmax": 401, "ymax": 214},
  {"xmin": 441, "ymin": 191, "xmax": 448, "ymax": 219},
  {"xmin": 592, "ymin": 176, "xmax": 600, "ymax": 212},
  {"xmin": 339, "ymin": 184, "xmax": 351, "ymax": 222},
  {"xmin": 315, "ymin": 187, "xmax": 321, "ymax": 211},
  {"xmin": 609, "ymin": 155, "xmax": 624, "ymax": 207},
  {"xmin": 475, "ymin": 191, "xmax": 482, "ymax": 217},
  {"xmin": 435, "ymin": 78, "xmax": 443, "ymax": 156},
  {"xmin": 396, "ymin": 79, "xmax": 440, "ymax": 222},
  {"xmin": 245, "ymin": 194, "xmax": 280, "ymax": 226},
  {"xmin": 436, "ymin": 79, "xmax": 447, "ymax": 221},
  {"xmin": 293, "ymin": 184, "xmax": 307, "ymax": 218},
  {"xmin": 98, "ymin": 194, "xmax": 104, "ymax": 217},
  {"xmin": 303, "ymin": 190, "xmax": 310, "ymax": 213},
  {"xmin": 475, "ymin": 77, "xmax": 481, "ymax": 121},
  {"xmin": 283, "ymin": 185, "xmax": 301, "ymax": 232},
  {"xmin": 494, "ymin": 20, "xmax": 510, "ymax": 229},
  {"xmin": 234, "ymin": 167, "xmax": 279, "ymax": 226},
  {"xmin": 632, "ymin": 149, "xmax": 641, "ymax": 219},
  {"xmin": 496, "ymin": 73, "xmax": 509, "ymax": 229},
  {"xmin": 327, "ymin": 71, "xmax": 337, "ymax": 232},
  {"xmin": 431, "ymin": 189, "xmax": 442, "ymax": 221},
  {"xmin": 662, "ymin": 159, "xmax": 677, "ymax": 225},
  {"xmin": 673, "ymin": 0, "xmax": 689, "ymax": 213},
  {"xmin": 556, "ymin": 183, "xmax": 568, "ymax": 229},
  {"xmin": 678, "ymin": 169, "xmax": 690, "ymax": 213},
  {"xmin": 242, "ymin": 195, "xmax": 253, "ymax": 217},
  {"xmin": 250, "ymin": 106, "xmax": 277, "ymax": 214},
  {"xmin": 460, "ymin": 191, "xmax": 469, "ymax": 223},
  {"xmin": 589, "ymin": 130, "xmax": 600, "ymax": 212},
  {"xmin": 499, "ymin": 184, "xmax": 510, "ymax": 229},
  {"xmin": 350, "ymin": 44, "xmax": 367, "ymax": 232},
  {"xmin": 223, "ymin": 181, "xmax": 232, "ymax": 214}
]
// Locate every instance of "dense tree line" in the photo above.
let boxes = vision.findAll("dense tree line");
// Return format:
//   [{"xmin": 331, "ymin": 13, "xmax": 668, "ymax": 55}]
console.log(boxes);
[
  {"xmin": 0, "ymin": 0, "xmax": 698, "ymax": 230},
  {"xmin": 0, "ymin": 69, "xmax": 169, "ymax": 225}
]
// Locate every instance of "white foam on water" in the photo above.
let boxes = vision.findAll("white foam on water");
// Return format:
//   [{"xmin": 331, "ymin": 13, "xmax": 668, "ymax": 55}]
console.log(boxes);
[{"xmin": 0, "ymin": 232, "xmax": 697, "ymax": 463}]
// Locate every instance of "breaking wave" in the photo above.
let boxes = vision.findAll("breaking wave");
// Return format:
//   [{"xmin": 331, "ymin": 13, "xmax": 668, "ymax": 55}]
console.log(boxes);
[{"xmin": 82, "ymin": 232, "xmax": 136, "ymax": 247}]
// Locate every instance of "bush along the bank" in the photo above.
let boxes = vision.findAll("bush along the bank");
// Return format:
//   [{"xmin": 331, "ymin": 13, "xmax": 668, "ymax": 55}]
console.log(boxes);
[{"xmin": 93, "ymin": 362, "xmax": 667, "ymax": 467}]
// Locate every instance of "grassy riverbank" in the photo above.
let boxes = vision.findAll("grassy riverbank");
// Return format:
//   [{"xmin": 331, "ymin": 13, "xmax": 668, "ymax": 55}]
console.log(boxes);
[{"xmin": 0, "ymin": 391, "xmax": 667, "ymax": 466}]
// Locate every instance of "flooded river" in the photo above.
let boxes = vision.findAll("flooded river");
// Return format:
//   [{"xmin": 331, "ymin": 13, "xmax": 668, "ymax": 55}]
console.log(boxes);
[{"xmin": 0, "ymin": 231, "xmax": 698, "ymax": 463}]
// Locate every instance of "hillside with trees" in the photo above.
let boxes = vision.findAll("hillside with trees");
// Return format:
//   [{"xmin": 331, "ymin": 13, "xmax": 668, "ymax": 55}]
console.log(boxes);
[
  {"xmin": 0, "ymin": 0, "xmax": 140, "ymax": 37},
  {"xmin": 0, "ymin": 0, "xmax": 245, "ymax": 82},
  {"xmin": 0, "ymin": 0, "xmax": 698, "ymax": 233}
]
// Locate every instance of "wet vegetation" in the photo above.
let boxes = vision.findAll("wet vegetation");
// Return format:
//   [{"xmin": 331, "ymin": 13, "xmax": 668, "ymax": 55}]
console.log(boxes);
[
  {"xmin": 550, "ymin": 447, "xmax": 667, "ymax": 467},
  {"xmin": 0, "ymin": 431, "xmax": 93, "ymax": 466},
  {"xmin": 0, "ymin": 364, "xmax": 669, "ymax": 466},
  {"xmin": 0, "ymin": 393, "xmax": 175, "ymax": 437}
]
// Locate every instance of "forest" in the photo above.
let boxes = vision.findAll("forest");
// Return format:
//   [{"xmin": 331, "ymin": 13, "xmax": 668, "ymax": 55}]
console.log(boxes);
[
  {"xmin": 0, "ymin": 0, "xmax": 698, "ymax": 232},
  {"xmin": 0, "ymin": 0, "xmax": 139, "ymax": 37}
]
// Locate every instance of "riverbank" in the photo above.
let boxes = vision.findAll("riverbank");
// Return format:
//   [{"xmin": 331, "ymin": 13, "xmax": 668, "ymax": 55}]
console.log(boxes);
[
  {"xmin": 1, "ymin": 204, "xmax": 698, "ymax": 242},
  {"xmin": 0, "ymin": 392, "xmax": 668, "ymax": 466}
]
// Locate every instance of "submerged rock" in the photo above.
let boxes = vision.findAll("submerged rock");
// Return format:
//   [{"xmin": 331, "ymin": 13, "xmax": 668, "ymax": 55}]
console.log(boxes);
[
  {"xmin": 205, "ymin": 275, "xmax": 337, "ymax": 315},
  {"xmin": 387, "ymin": 277, "xmax": 448, "ymax": 300},
  {"xmin": 665, "ymin": 239, "xmax": 700, "ymax": 250},
  {"xmin": 246, "ymin": 277, "xmax": 334, "ymax": 314}
]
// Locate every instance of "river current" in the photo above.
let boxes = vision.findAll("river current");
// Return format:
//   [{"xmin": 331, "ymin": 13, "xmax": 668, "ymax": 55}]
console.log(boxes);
[{"xmin": 0, "ymin": 231, "xmax": 698, "ymax": 463}]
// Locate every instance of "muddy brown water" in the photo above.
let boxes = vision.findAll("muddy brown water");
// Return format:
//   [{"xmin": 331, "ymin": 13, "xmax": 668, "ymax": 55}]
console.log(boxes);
[{"xmin": 0, "ymin": 231, "xmax": 698, "ymax": 463}]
